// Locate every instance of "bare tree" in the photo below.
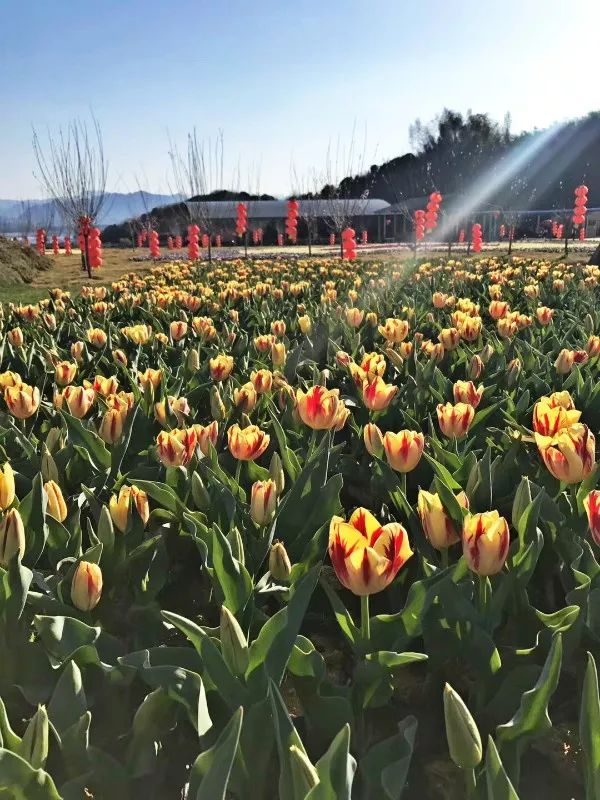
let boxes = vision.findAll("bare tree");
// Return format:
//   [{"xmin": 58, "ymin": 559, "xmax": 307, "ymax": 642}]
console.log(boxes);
[
  {"xmin": 17, "ymin": 201, "xmax": 33, "ymax": 244},
  {"xmin": 290, "ymin": 163, "xmax": 322, "ymax": 255},
  {"xmin": 168, "ymin": 129, "xmax": 228, "ymax": 262},
  {"xmin": 32, "ymin": 116, "xmax": 108, "ymax": 276}
]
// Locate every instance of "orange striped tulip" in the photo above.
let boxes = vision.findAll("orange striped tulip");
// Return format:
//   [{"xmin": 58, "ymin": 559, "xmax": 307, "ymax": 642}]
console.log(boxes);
[
  {"xmin": 157, "ymin": 428, "xmax": 198, "ymax": 467},
  {"xmin": 535, "ymin": 424, "xmax": 595, "ymax": 484},
  {"xmin": 462, "ymin": 511, "xmax": 510, "ymax": 575},
  {"xmin": 362, "ymin": 377, "xmax": 397, "ymax": 412},
  {"xmin": 296, "ymin": 385, "xmax": 341, "ymax": 430},
  {"xmin": 418, "ymin": 489, "xmax": 469, "ymax": 549},
  {"xmin": 192, "ymin": 420, "xmax": 219, "ymax": 456},
  {"xmin": 436, "ymin": 402, "xmax": 475, "ymax": 439},
  {"xmin": 71, "ymin": 561, "xmax": 103, "ymax": 611},
  {"xmin": 227, "ymin": 424, "xmax": 270, "ymax": 461},
  {"xmin": 584, "ymin": 490, "xmax": 600, "ymax": 546},
  {"xmin": 453, "ymin": 381, "xmax": 484, "ymax": 409},
  {"xmin": 5, "ymin": 384, "xmax": 40, "ymax": 419},
  {"xmin": 383, "ymin": 430, "xmax": 425, "ymax": 473}
]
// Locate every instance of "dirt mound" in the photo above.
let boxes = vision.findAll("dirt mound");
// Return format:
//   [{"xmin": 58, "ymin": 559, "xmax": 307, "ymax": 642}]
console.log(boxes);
[{"xmin": 0, "ymin": 237, "xmax": 52, "ymax": 285}]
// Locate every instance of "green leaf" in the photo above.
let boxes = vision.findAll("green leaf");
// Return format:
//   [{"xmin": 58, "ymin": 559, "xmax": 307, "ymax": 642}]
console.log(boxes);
[
  {"xmin": 320, "ymin": 577, "xmax": 359, "ymax": 646},
  {"xmin": 306, "ymin": 724, "xmax": 356, "ymax": 800},
  {"xmin": 269, "ymin": 680, "xmax": 312, "ymax": 800},
  {"xmin": 0, "ymin": 748, "xmax": 62, "ymax": 799},
  {"xmin": 365, "ymin": 651, "xmax": 428, "ymax": 669},
  {"xmin": 60, "ymin": 409, "xmax": 111, "ymax": 471},
  {"xmin": 0, "ymin": 697, "xmax": 21, "ymax": 751},
  {"xmin": 485, "ymin": 737, "xmax": 520, "ymax": 800},
  {"xmin": 18, "ymin": 474, "xmax": 49, "ymax": 567},
  {"xmin": 48, "ymin": 661, "xmax": 87, "ymax": 739},
  {"xmin": 1, "ymin": 556, "xmax": 33, "ymax": 622},
  {"xmin": 360, "ymin": 715, "xmax": 418, "ymax": 799},
  {"xmin": 211, "ymin": 524, "xmax": 253, "ymax": 618},
  {"xmin": 580, "ymin": 652, "xmax": 600, "ymax": 800},
  {"xmin": 266, "ymin": 399, "xmax": 301, "ymax": 481},
  {"xmin": 187, "ymin": 707, "xmax": 243, "ymax": 800},
  {"xmin": 131, "ymin": 479, "xmax": 187, "ymax": 516}
]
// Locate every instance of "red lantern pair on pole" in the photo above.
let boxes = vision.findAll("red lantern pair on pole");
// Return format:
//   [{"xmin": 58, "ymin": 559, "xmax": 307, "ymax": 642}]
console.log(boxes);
[
  {"xmin": 361, "ymin": 230, "xmax": 368, "ymax": 245},
  {"xmin": 188, "ymin": 224, "xmax": 200, "ymax": 260},
  {"xmin": 88, "ymin": 228, "xmax": 103, "ymax": 269},
  {"xmin": 236, "ymin": 203, "xmax": 248, "ymax": 237},
  {"xmin": 572, "ymin": 184, "xmax": 588, "ymax": 227},
  {"xmin": 425, "ymin": 191, "xmax": 443, "ymax": 232},
  {"xmin": 64, "ymin": 236, "xmax": 72, "ymax": 255},
  {"xmin": 36, "ymin": 229, "xmax": 46, "ymax": 255},
  {"xmin": 277, "ymin": 233, "xmax": 284, "ymax": 246},
  {"xmin": 286, "ymin": 199, "xmax": 299, "ymax": 242},
  {"xmin": 414, "ymin": 210, "xmax": 426, "ymax": 241},
  {"xmin": 342, "ymin": 227, "xmax": 357, "ymax": 260},
  {"xmin": 149, "ymin": 230, "xmax": 160, "ymax": 258},
  {"xmin": 175, "ymin": 235, "xmax": 183, "ymax": 249},
  {"xmin": 52, "ymin": 235, "xmax": 59, "ymax": 255},
  {"xmin": 499, "ymin": 224, "xmax": 506, "ymax": 239},
  {"xmin": 471, "ymin": 223, "xmax": 483, "ymax": 253},
  {"xmin": 167, "ymin": 236, "xmax": 174, "ymax": 250}
]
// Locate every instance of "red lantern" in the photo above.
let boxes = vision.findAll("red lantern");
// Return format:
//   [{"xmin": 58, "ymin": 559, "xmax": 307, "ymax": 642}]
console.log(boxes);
[
  {"xmin": 285, "ymin": 199, "xmax": 299, "ymax": 243},
  {"xmin": 580, "ymin": 226, "xmax": 586, "ymax": 241},
  {"xmin": 361, "ymin": 230, "xmax": 368, "ymax": 245},
  {"xmin": 175, "ymin": 235, "xmax": 183, "ymax": 249},
  {"xmin": 52, "ymin": 235, "xmax": 59, "ymax": 255},
  {"xmin": 341, "ymin": 227, "xmax": 357, "ymax": 260},
  {"xmin": 329, "ymin": 233, "xmax": 335, "ymax": 246},
  {"xmin": 572, "ymin": 185, "xmax": 589, "ymax": 231},
  {"xmin": 36, "ymin": 228, "xmax": 46, "ymax": 255},
  {"xmin": 149, "ymin": 230, "xmax": 160, "ymax": 258},
  {"xmin": 471, "ymin": 223, "xmax": 483, "ymax": 253},
  {"xmin": 236, "ymin": 203, "xmax": 248, "ymax": 237},
  {"xmin": 64, "ymin": 236, "xmax": 72, "ymax": 255},
  {"xmin": 414, "ymin": 209, "xmax": 426, "ymax": 241},
  {"xmin": 87, "ymin": 227, "xmax": 103, "ymax": 269},
  {"xmin": 277, "ymin": 233, "xmax": 284, "ymax": 246},
  {"xmin": 188, "ymin": 224, "xmax": 200, "ymax": 260},
  {"xmin": 423, "ymin": 192, "xmax": 443, "ymax": 234},
  {"xmin": 167, "ymin": 236, "xmax": 174, "ymax": 249},
  {"xmin": 458, "ymin": 228, "xmax": 465, "ymax": 244},
  {"xmin": 215, "ymin": 234, "xmax": 222, "ymax": 247}
]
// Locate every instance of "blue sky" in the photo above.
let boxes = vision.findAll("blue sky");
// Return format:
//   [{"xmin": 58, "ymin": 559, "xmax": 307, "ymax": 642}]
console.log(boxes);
[{"xmin": 1, "ymin": 0, "xmax": 598, "ymax": 198}]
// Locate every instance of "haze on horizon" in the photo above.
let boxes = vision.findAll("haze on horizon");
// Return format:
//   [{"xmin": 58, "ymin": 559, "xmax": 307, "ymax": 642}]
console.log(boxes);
[{"xmin": 1, "ymin": 0, "xmax": 598, "ymax": 200}]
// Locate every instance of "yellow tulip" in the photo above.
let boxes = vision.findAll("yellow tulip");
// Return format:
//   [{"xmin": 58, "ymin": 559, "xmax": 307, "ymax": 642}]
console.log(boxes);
[{"xmin": 462, "ymin": 511, "xmax": 510, "ymax": 575}]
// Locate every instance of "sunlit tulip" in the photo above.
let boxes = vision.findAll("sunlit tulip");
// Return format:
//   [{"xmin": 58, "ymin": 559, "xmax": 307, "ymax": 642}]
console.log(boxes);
[
  {"xmin": 584, "ymin": 490, "xmax": 600, "ymax": 546},
  {"xmin": 365, "ymin": 312, "xmax": 378, "ymax": 327},
  {"xmin": 154, "ymin": 396, "xmax": 190, "ymax": 427},
  {"xmin": 298, "ymin": 315, "xmax": 312, "ymax": 335},
  {"xmin": 536, "ymin": 306, "xmax": 554, "ymax": 325},
  {"xmin": 555, "ymin": 349, "xmax": 575, "ymax": 374},
  {"xmin": 524, "ymin": 283, "xmax": 540, "ymax": 300},
  {"xmin": 336, "ymin": 351, "xmax": 351, "ymax": 367},
  {"xmin": 227, "ymin": 424, "xmax": 270, "ymax": 461},
  {"xmin": 53, "ymin": 361, "xmax": 77, "ymax": 387},
  {"xmin": 488, "ymin": 301, "xmax": 509, "ymax": 320},
  {"xmin": 71, "ymin": 561, "xmax": 103, "ymax": 611},
  {"xmin": 271, "ymin": 342, "xmax": 287, "ymax": 368},
  {"xmin": 328, "ymin": 507, "xmax": 413, "ymax": 595},
  {"xmin": 121, "ymin": 324, "xmax": 152, "ymax": 345},
  {"xmin": 98, "ymin": 409, "xmax": 125, "ymax": 444},
  {"xmin": 438, "ymin": 328, "xmax": 460, "ymax": 351},
  {"xmin": 436, "ymin": 402, "xmax": 475, "ymax": 439},
  {"xmin": 109, "ymin": 485, "xmax": 149, "ymax": 533},
  {"xmin": 7, "ymin": 328, "xmax": 24, "ymax": 347},
  {"xmin": 250, "ymin": 369, "xmax": 273, "ymax": 394},
  {"xmin": 360, "ymin": 352, "xmax": 386, "ymax": 379},
  {"xmin": 5, "ymin": 384, "xmax": 40, "ymax": 419},
  {"xmin": 192, "ymin": 420, "xmax": 219, "ymax": 456},
  {"xmin": 296, "ymin": 385, "xmax": 341, "ymax": 429},
  {"xmin": 587, "ymin": 336, "xmax": 600, "ymax": 358},
  {"xmin": 87, "ymin": 328, "xmax": 107, "ymax": 348},
  {"xmin": 44, "ymin": 480, "xmax": 67, "ymax": 522},
  {"xmin": 378, "ymin": 318, "xmax": 409, "ymax": 343},
  {"xmin": 157, "ymin": 428, "xmax": 198, "ymax": 467},
  {"xmin": 112, "ymin": 349, "xmax": 128, "ymax": 366},
  {"xmin": 457, "ymin": 317, "xmax": 482, "ymax": 342},
  {"xmin": 250, "ymin": 479, "xmax": 277, "ymax": 525},
  {"xmin": 170, "ymin": 320, "xmax": 188, "ymax": 341},
  {"xmin": 93, "ymin": 375, "xmax": 119, "ymax": 397},
  {"xmin": 269, "ymin": 541, "xmax": 292, "ymax": 580},
  {"xmin": 422, "ymin": 341, "xmax": 445, "ymax": 362},
  {"xmin": 0, "ymin": 464, "xmax": 15, "ymax": 510},
  {"xmin": 209, "ymin": 355, "xmax": 234, "ymax": 381},
  {"xmin": 462, "ymin": 511, "xmax": 510, "ymax": 576},
  {"xmin": 383, "ymin": 430, "xmax": 425, "ymax": 473},
  {"xmin": 432, "ymin": 292, "xmax": 448, "ymax": 309},
  {"xmin": 271, "ymin": 319, "xmax": 286, "ymax": 337},
  {"xmin": 535, "ymin": 424, "xmax": 595, "ymax": 484},
  {"xmin": 0, "ymin": 371, "xmax": 22, "ymax": 390},
  {"xmin": 332, "ymin": 402, "xmax": 350, "ymax": 431},
  {"xmin": 138, "ymin": 368, "xmax": 162, "ymax": 391},
  {"xmin": 233, "ymin": 382, "xmax": 257, "ymax": 413},
  {"xmin": 453, "ymin": 381, "xmax": 484, "ymax": 409},
  {"xmin": 254, "ymin": 334, "xmax": 275, "ymax": 353},
  {"xmin": 362, "ymin": 376, "xmax": 397, "ymax": 412},
  {"xmin": 533, "ymin": 394, "xmax": 580, "ymax": 437},
  {"xmin": 71, "ymin": 341, "xmax": 85, "ymax": 362},
  {"xmin": 56, "ymin": 386, "xmax": 95, "ymax": 419},
  {"xmin": 345, "ymin": 307, "xmax": 364, "ymax": 328},
  {"xmin": 363, "ymin": 423, "xmax": 384, "ymax": 458},
  {"xmin": 399, "ymin": 341, "xmax": 413, "ymax": 359},
  {"xmin": 497, "ymin": 318, "xmax": 518, "ymax": 339},
  {"xmin": 0, "ymin": 508, "xmax": 25, "ymax": 567},
  {"xmin": 418, "ymin": 489, "xmax": 470, "ymax": 549}
]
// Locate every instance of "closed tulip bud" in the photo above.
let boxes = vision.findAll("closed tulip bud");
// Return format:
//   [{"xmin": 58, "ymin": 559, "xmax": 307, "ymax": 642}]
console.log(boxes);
[
  {"xmin": 233, "ymin": 382, "xmax": 257, "ymax": 413},
  {"xmin": 383, "ymin": 430, "xmax": 425, "ymax": 473},
  {"xmin": 138, "ymin": 368, "xmax": 162, "ymax": 391},
  {"xmin": 271, "ymin": 341, "xmax": 287, "ymax": 368},
  {"xmin": 187, "ymin": 348, "xmax": 200, "ymax": 371},
  {"xmin": 44, "ymin": 480, "xmax": 67, "ymax": 522},
  {"xmin": 157, "ymin": 428, "xmax": 197, "ymax": 467},
  {"xmin": 336, "ymin": 350, "xmax": 351, "ymax": 367},
  {"xmin": 462, "ymin": 511, "xmax": 510, "ymax": 575},
  {"xmin": 584, "ymin": 314, "xmax": 595, "ymax": 334},
  {"xmin": 479, "ymin": 344, "xmax": 495, "ymax": 364},
  {"xmin": 555, "ymin": 349, "xmax": 575, "ymax": 375},
  {"xmin": 399, "ymin": 341, "xmax": 413, "ymax": 359},
  {"xmin": 93, "ymin": 375, "xmax": 119, "ymax": 397},
  {"xmin": 71, "ymin": 561, "xmax": 103, "ymax": 611},
  {"xmin": 227, "ymin": 525, "xmax": 245, "ymax": 565},
  {"xmin": 507, "ymin": 358, "xmax": 521, "ymax": 387},
  {"xmin": 535, "ymin": 424, "xmax": 595, "ymax": 484},
  {"xmin": 0, "ymin": 508, "xmax": 25, "ymax": 566},
  {"xmin": 584, "ymin": 490, "xmax": 600, "ymax": 546},
  {"xmin": 250, "ymin": 480, "xmax": 277, "ymax": 525},
  {"xmin": 269, "ymin": 451, "xmax": 285, "ymax": 495},
  {"xmin": 5, "ymin": 384, "xmax": 40, "ymax": 419},
  {"xmin": 70, "ymin": 341, "xmax": 85, "ymax": 362},
  {"xmin": 209, "ymin": 354, "xmax": 234, "ymax": 381},
  {"xmin": 7, "ymin": 327, "xmax": 24, "ymax": 347},
  {"xmin": 587, "ymin": 336, "xmax": 600, "ymax": 358},
  {"xmin": 468, "ymin": 355, "xmax": 483, "ymax": 381},
  {"xmin": 55, "ymin": 361, "xmax": 77, "ymax": 387},
  {"xmin": 87, "ymin": 328, "xmax": 107, "ymax": 348},
  {"xmin": 170, "ymin": 320, "xmax": 188, "ymax": 341},
  {"xmin": 45, "ymin": 427, "xmax": 64, "ymax": 453},
  {"xmin": 489, "ymin": 300, "xmax": 509, "ymax": 320},
  {"xmin": 269, "ymin": 541, "xmax": 292, "ymax": 581},
  {"xmin": 191, "ymin": 471, "xmax": 211, "ymax": 510},
  {"xmin": 443, "ymin": 683, "xmax": 482, "ymax": 769},
  {"xmin": 210, "ymin": 385, "xmax": 226, "ymax": 421},
  {"xmin": 418, "ymin": 489, "xmax": 469, "ymax": 549},
  {"xmin": 98, "ymin": 409, "xmax": 125, "ymax": 444},
  {"xmin": 289, "ymin": 746, "xmax": 320, "ymax": 793},
  {"xmin": 438, "ymin": 328, "xmax": 460, "ymax": 351},
  {"xmin": 0, "ymin": 463, "xmax": 15, "ymax": 510},
  {"xmin": 366, "ymin": 311, "xmax": 378, "ymax": 327},
  {"xmin": 298, "ymin": 315, "xmax": 312, "ymax": 335},
  {"xmin": 271, "ymin": 319, "xmax": 287, "ymax": 337},
  {"xmin": 329, "ymin": 508, "xmax": 413, "ymax": 595},
  {"xmin": 19, "ymin": 705, "xmax": 49, "ymax": 770},
  {"xmin": 437, "ymin": 402, "xmax": 475, "ymax": 439},
  {"xmin": 385, "ymin": 348, "xmax": 405, "ymax": 369},
  {"xmin": 220, "ymin": 606, "xmax": 249, "ymax": 677},
  {"xmin": 363, "ymin": 423, "xmax": 384, "ymax": 458},
  {"xmin": 112, "ymin": 348, "xmax": 128, "ymax": 366}
]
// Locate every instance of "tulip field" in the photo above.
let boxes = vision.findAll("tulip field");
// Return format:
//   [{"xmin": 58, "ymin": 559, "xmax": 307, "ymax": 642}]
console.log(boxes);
[{"xmin": 2, "ymin": 254, "xmax": 600, "ymax": 798}]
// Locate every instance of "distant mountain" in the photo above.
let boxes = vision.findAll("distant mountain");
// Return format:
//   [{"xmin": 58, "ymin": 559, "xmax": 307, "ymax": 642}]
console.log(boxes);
[{"xmin": 0, "ymin": 192, "xmax": 181, "ymax": 230}]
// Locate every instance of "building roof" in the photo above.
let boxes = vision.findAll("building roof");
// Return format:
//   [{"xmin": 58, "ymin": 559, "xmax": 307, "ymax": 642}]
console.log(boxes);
[{"xmin": 186, "ymin": 198, "xmax": 390, "ymax": 219}]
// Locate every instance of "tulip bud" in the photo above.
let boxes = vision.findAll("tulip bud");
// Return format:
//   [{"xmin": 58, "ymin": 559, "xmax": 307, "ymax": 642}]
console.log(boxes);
[
  {"xmin": 71, "ymin": 561, "xmax": 103, "ymax": 611},
  {"xmin": 479, "ymin": 344, "xmax": 495, "ymax": 364},
  {"xmin": 45, "ymin": 427, "xmax": 64, "ymax": 453},
  {"xmin": 191, "ymin": 471, "xmax": 210, "ymax": 510},
  {"xmin": 0, "ymin": 463, "xmax": 15, "ymax": 510},
  {"xmin": 443, "ymin": 683, "xmax": 482, "ymax": 769},
  {"xmin": 220, "ymin": 606, "xmax": 249, "ymax": 677},
  {"xmin": 41, "ymin": 447, "xmax": 59, "ymax": 484},
  {"xmin": 187, "ymin": 348, "xmax": 200, "ymax": 372},
  {"xmin": 462, "ymin": 511, "xmax": 510, "ymax": 575},
  {"xmin": 269, "ymin": 452, "xmax": 285, "ymax": 495},
  {"xmin": 385, "ymin": 348, "xmax": 405, "ymax": 369},
  {"xmin": 210, "ymin": 385, "xmax": 226, "ymax": 421},
  {"xmin": 227, "ymin": 526, "xmax": 245, "ymax": 566},
  {"xmin": 269, "ymin": 541, "xmax": 292, "ymax": 581},
  {"xmin": 112, "ymin": 349, "xmax": 128, "ymax": 366},
  {"xmin": 0, "ymin": 508, "xmax": 25, "ymax": 566},
  {"xmin": 250, "ymin": 480, "xmax": 277, "ymax": 525},
  {"xmin": 555, "ymin": 349, "xmax": 574, "ymax": 375},
  {"xmin": 507, "ymin": 357, "xmax": 521, "ymax": 388},
  {"xmin": 289, "ymin": 745, "xmax": 319, "ymax": 793},
  {"xmin": 44, "ymin": 480, "xmax": 67, "ymax": 522},
  {"xmin": 584, "ymin": 313, "xmax": 595, "ymax": 335},
  {"xmin": 468, "ymin": 355, "xmax": 483, "ymax": 380},
  {"xmin": 98, "ymin": 409, "xmax": 124, "ymax": 444},
  {"xmin": 363, "ymin": 423, "xmax": 384, "ymax": 458},
  {"xmin": 18, "ymin": 705, "xmax": 49, "ymax": 770}
]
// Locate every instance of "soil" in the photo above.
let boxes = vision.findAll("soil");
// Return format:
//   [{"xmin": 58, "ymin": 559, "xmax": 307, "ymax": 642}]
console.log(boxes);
[{"xmin": 0, "ymin": 236, "xmax": 52, "ymax": 285}]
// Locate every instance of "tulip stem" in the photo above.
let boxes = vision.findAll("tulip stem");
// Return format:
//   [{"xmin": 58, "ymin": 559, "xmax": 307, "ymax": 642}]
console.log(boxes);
[
  {"xmin": 360, "ymin": 594, "xmax": 370, "ymax": 644},
  {"xmin": 400, "ymin": 472, "xmax": 408, "ymax": 499},
  {"xmin": 440, "ymin": 548, "xmax": 449, "ymax": 571},
  {"xmin": 477, "ymin": 575, "xmax": 488, "ymax": 622},
  {"xmin": 234, "ymin": 459, "xmax": 242, "ymax": 487},
  {"xmin": 464, "ymin": 768, "xmax": 477, "ymax": 797}
]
